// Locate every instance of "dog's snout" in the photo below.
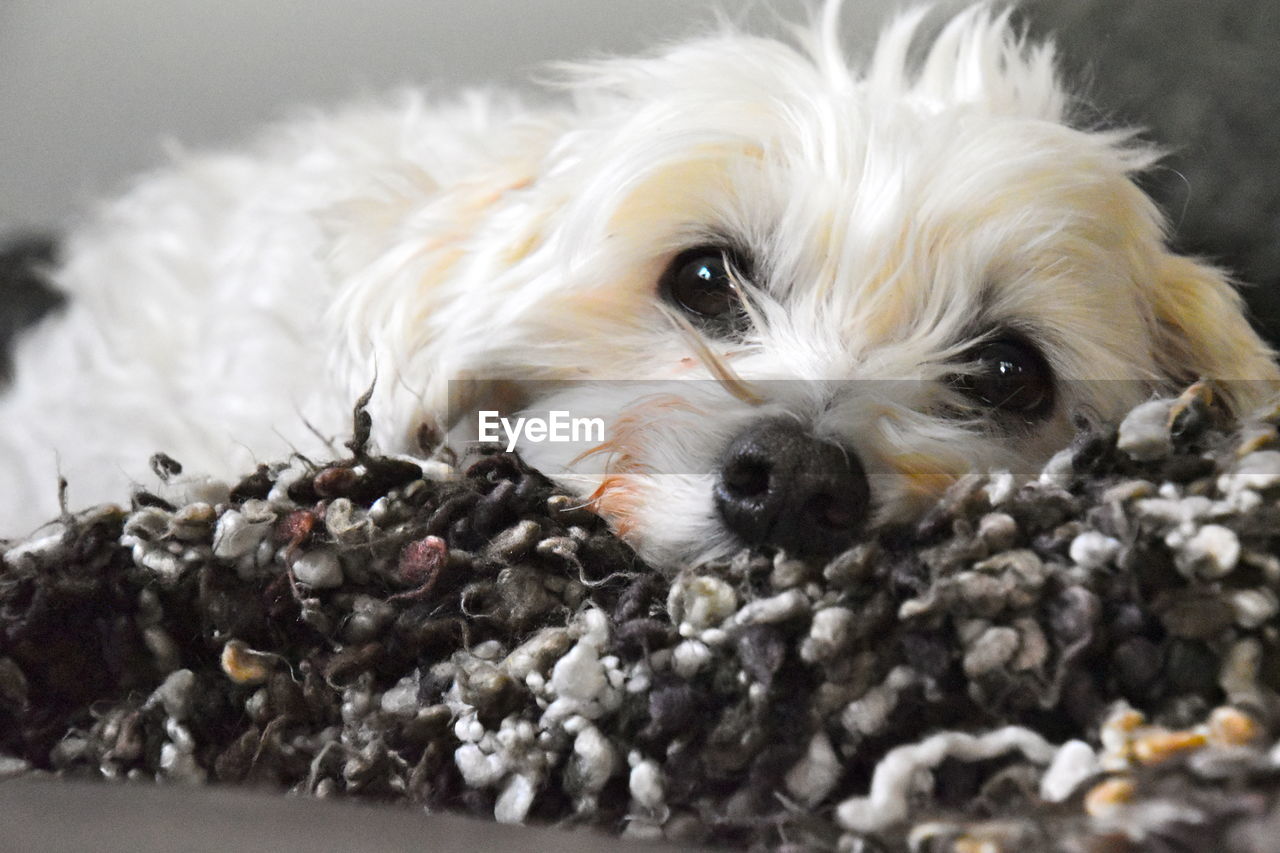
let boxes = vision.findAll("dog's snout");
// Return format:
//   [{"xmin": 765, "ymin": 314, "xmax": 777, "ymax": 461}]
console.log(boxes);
[{"xmin": 714, "ymin": 418, "xmax": 869, "ymax": 557}]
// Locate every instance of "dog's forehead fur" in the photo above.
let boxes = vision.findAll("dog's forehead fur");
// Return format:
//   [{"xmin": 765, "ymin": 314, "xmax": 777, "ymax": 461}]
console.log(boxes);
[{"xmin": 520, "ymin": 7, "xmax": 1164, "ymax": 386}]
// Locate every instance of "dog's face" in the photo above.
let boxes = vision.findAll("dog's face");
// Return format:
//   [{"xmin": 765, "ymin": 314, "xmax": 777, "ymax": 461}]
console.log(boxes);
[{"xmin": 346, "ymin": 6, "xmax": 1278, "ymax": 568}]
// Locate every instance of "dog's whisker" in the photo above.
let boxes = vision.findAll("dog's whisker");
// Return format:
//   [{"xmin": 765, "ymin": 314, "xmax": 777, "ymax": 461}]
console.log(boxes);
[
  {"xmin": 660, "ymin": 305, "xmax": 764, "ymax": 406},
  {"xmin": 561, "ymin": 496, "xmax": 598, "ymax": 513},
  {"xmin": 568, "ymin": 440, "xmax": 618, "ymax": 468},
  {"xmin": 727, "ymin": 264, "xmax": 770, "ymax": 337}
]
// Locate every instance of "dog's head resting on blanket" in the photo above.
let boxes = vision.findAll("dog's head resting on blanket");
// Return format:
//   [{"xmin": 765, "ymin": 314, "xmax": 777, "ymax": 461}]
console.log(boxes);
[{"xmin": 332, "ymin": 3, "xmax": 1278, "ymax": 567}]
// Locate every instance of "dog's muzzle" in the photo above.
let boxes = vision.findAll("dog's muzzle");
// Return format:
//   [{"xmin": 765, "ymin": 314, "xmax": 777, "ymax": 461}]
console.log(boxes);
[{"xmin": 713, "ymin": 417, "xmax": 869, "ymax": 557}]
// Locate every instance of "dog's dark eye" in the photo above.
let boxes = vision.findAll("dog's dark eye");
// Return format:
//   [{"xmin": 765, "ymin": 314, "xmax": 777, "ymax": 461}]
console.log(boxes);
[
  {"xmin": 953, "ymin": 336, "xmax": 1054, "ymax": 420},
  {"xmin": 660, "ymin": 246, "xmax": 746, "ymax": 331}
]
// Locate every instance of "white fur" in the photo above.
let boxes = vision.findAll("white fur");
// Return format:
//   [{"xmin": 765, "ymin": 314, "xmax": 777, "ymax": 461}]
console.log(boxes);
[{"xmin": 4, "ymin": 3, "xmax": 1277, "ymax": 567}]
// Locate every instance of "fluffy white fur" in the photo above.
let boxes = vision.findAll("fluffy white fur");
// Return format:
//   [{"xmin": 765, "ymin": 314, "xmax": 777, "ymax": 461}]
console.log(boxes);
[{"xmin": 4, "ymin": 3, "xmax": 1278, "ymax": 567}]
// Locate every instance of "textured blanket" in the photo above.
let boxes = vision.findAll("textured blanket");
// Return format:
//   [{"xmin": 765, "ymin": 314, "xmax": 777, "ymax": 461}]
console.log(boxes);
[{"xmin": 5, "ymin": 383, "xmax": 1280, "ymax": 852}]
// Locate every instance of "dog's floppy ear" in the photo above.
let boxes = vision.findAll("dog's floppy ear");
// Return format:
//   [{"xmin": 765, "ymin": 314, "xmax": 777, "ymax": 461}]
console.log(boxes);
[
  {"xmin": 321, "ymin": 102, "xmax": 569, "ymax": 453},
  {"xmin": 1149, "ymin": 255, "xmax": 1280, "ymax": 413}
]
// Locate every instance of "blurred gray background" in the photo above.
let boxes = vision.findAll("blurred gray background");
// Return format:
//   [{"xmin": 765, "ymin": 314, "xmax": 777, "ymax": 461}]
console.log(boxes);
[
  {"xmin": 0, "ymin": 0, "xmax": 900, "ymax": 236},
  {"xmin": 1, "ymin": 0, "xmax": 1278, "ymax": 338}
]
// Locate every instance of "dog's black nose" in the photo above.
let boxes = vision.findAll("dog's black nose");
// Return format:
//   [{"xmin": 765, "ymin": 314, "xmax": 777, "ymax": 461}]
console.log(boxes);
[{"xmin": 714, "ymin": 417, "xmax": 869, "ymax": 556}]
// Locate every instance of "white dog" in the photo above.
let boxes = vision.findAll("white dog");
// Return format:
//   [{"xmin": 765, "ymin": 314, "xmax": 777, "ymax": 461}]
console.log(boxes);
[{"xmin": 3, "ymin": 3, "xmax": 1277, "ymax": 567}]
